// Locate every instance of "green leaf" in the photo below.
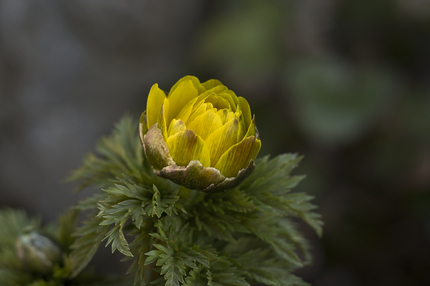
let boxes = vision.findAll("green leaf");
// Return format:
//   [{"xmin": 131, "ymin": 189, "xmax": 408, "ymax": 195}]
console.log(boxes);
[
  {"xmin": 56, "ymin": 209, "xmax": 79, "ymax": 251},
  {"xmin": 68, "ymin": 214, "xmax": 108, "ymax": 278},
  {"xmin": 241, "ymin": 154, "xmax": 323, "ymax": 236},
  {"xmin": 206, "ymin": 257, "xmax": 249, "ymax": 286},
  {"xmin": 126, "ymin": 226, "xmax": 155, "ymax": 286},
  {"xmin": 145, "ymin": 185, "xmax": 180, "ymax": 218},
  {"xmin": 103, "ymin": 224, "xmax": 133, "ymax": 257},
  {"xmin": 66, "ymin": 115, "xmax": 322, "ymax": 286},
  {"xmin": 185, "ymin": 267, "xmax": 208, "ymax": 286}
]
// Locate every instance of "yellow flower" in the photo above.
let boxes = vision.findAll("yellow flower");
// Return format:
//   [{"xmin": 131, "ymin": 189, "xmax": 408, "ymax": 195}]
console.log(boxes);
[{"xmin": 140, "ymin": 76, "xmax": 261, "ymax": 192}]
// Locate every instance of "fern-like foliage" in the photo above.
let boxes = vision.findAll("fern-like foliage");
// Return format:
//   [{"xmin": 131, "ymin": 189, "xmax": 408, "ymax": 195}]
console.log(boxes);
[
  {"xmin": 68, "ymin": 115, "xmax": 323, "ymax": 286},
  {"xmin": 0, "ymin": 208, "xmax": 115, "ymax": 286}
]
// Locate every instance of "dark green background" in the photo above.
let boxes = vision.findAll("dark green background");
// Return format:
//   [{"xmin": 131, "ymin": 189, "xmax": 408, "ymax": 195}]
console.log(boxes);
[{"xmin": 1, "ymin": 0, "xmax": 429, "ymax": 285}]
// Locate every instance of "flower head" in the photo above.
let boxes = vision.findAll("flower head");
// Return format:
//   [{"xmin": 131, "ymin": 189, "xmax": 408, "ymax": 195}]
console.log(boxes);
[{"xmin": 140, "ymin": 76, "xmax": 261, "ymax": 192}]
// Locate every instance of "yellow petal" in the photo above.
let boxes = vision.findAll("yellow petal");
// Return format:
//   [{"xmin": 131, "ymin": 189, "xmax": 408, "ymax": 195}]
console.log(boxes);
[
  {"xmin": 186, "ymin": 102, "xmax": 211, "ymax": 125},
  {"xmin": 168, "ymin": 76, "xmax": 205, "ymax": 96},
  {"xmin": 224, "ymin": 90, "xmax": 239, "ymax": 109},
  {"xmin": 166, "ymin": 130, "xmax": 210, "ymax": 167},
  {"xmin": 205, "ymin": 117, "xmax": 239, "ymax": 167},
  {"xmin": 168, "ymin": 119, "xmax": 186, "ymax": 137},
  {"xmin": 146, "ymin": 84, "xmax": 167, "ymax": 129},
  {"xmin": 201, "ymin": 79, "xmax": 223, "ymax": 90},
  {"xmin": 214, "ymin": 136, "xmax": 261, "ymax": 177},
  {"xmin": 206, "ymin": 84, "xmax": 228, "ymax": 94},
  {"xmin": 175, "ymin": 98, "xmax": 198, "ymax": 123},
  {"xmin": 215, "ymin": 96, "xmax": 230, "ymax": 110},
  {"xmin": 203, "ymin": 94, "xmax": 231, "ymax": 110},
  {"xmin": 238, "ymin": 97, "xmax": 252, "ymax": 130},
  {"xmin": 189, "ymin": 88, "xmax": 224, "ymax": 115},
  {"xmin": 205, "ymin": 102, "xmax": 214, "ymax": 110},
  {"xmin": 167, "ymin": 79, "xmax": 199, "ymax": 125},
  {"xmin": 204, "ymin": 94, "xmax": 218, "ymax": 107},
  {"xmin": 218, "ymin": 92, "xmax": 236, "ymax": 112},
  {"xmin": 193, "ymin": 91, "xmax": 214, "ymax": 107},
  {"xmin": 187, "ymin": 109, "xmax": 223, "ymax": 140}
]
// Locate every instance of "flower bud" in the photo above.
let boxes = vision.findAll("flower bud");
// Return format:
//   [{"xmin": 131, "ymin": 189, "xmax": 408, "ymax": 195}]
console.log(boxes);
[
  {"xmin": 16, "ymin": 231, "xmax": 62, "ymax": 274},
  {"xmin": 140, "ymin": 76, "xmax": 261, "ymax": 192}
]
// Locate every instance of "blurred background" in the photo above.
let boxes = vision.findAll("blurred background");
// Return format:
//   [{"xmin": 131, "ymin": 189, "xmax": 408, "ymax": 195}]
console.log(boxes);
[{"xmin": 1, "ymin": 0, "xmax": 430, "ymax": 285}]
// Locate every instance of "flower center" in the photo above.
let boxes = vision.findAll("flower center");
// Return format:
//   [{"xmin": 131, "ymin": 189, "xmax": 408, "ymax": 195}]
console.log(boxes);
[{"xmin": 185, "ymin": 100, "xmax": 237, "ymax": 141}]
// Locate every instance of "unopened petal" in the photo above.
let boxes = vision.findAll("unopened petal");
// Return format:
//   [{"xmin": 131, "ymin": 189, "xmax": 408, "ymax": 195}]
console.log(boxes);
[
  {"xmin": 217, "ymin": 109, "xmax": 235, "ymax": 124},
  {"xmin": 187, "ymin": 88, "xmax": 224, "ymax": 118},
  {"xmin": 168, "ymin": 76, "xmax": 205, "ymax": 96},
  {"xmin": 215, "ymin": 96, "xmax": 231, "ymax": 110},
  {"xmin": 204, "ymin": 94, "xmax": 218, "ymax": 107},
  {"xmin": 205, "ymin": 84, "xmax": 228, "ymax": 95},
  {"xmin": 219, "ymin": 92, "xmax": 237, "ymax": 112},
  {"xmin": 166, "ymin": 129, "xmax": 210, "ymax": 167},
  {"xmin": 214, "ymin": 136, "xmax": 261, "ymax": 177},
  {"xmin": 224, "ymin": 90, "xmax": 239, "ymax": 109}
]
